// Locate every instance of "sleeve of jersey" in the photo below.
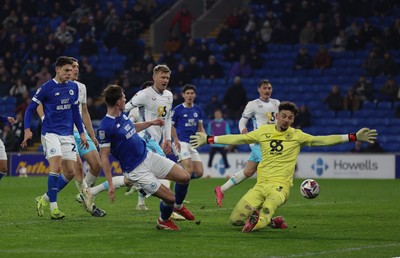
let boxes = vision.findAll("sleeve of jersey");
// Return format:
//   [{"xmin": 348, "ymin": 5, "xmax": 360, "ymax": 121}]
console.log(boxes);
[
  {"xmin": 23, "ymin": 101, "xmax": 39, "ymax": 129},
  {"xmin": 307, "ymin": 135, "xmax": 346, "ymax": 147},
  {"xmin": 124, "ymin": 92, "xmax": 145, "ymax": 112},
  {"xmin": 164, "ymin": 108, "xmax": 172, "ymax": 141},
  {"xmin": 214, "ymin": 130, "xmax": 259, "ymax": 145},
  {"xmin": 97, "ymin": 125, "xmax": 111, "ymax": 148},
  {"xmin": 72, "ymin": 104, "xmax": 84, "ymax": 134}
]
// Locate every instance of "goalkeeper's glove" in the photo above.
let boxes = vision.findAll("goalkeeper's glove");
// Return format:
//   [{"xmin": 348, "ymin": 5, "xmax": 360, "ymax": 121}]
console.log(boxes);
[
  {"xmin": 189, "ymin": 132, "xmax": 215, "ymax": 148},
  {"xmin": 348, "ymin": 128, "xmax": 378, "ymax": 144}
]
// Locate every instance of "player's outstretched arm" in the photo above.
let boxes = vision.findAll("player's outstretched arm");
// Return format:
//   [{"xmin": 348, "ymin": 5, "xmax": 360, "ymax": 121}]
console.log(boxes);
[
  {"xmin": 190, "ymin": 132, "xmax": 255, "ymax": 148},
  {"xmin": 311, "ymin": 128, "xmax": 378, "ymax": 146}
]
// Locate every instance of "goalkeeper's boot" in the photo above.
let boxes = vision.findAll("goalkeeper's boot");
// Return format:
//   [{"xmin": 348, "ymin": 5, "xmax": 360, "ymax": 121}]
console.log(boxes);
[
  {"xmin": 35, "ymin": 196, "xmax": 48, "ymax": 217},
  {"xmin": 156, "ymin": 218, "xmax": 180, "ymax": 231},
  {"xmin": 269, "ymin": 216, "xmax": 288, "ymax": 229},
  {"xmin": 50, "ymin": 208, "xmax": 65, "ymax": 220},
  {"xmin": 173, "ymin": 206, "xmax": 195, "ymax": 220},
  {"xmin": 171, "ymin": 212, "xmax": 186, "ymax": 221},
  {"xmin": 214, "ymin": 186, "xmax": 224, "ymax": 207},
  {"xmin": 242, "ymin": 210, "xmax": 259, "ymax": 233}
]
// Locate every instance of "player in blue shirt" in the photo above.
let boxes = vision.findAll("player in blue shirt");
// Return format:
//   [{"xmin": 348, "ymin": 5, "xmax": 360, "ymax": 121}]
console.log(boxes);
[
  {"xmin": 0, "ymin": 115, "xmax": 15, "ymax": 183},
  {"xmin": 21, "ymin": 56, "xmax": 88, "ymax": 220},
  {"xmin": 172, "ymin": 84, "xmax": 205, "ymax": 210},
  {"xmin": 96, "ymin": 84, "xmax": 191, "ymax": 230}
]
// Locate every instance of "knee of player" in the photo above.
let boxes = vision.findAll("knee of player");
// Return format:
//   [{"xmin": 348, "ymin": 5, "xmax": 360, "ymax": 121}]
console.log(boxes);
[
  {"xmin": 90, "ymin": 161, "xmax": 102, "ymax": 175},
  {"xmin": 0, "ymin": 165, "xmax": 7, "ymax": 172}
]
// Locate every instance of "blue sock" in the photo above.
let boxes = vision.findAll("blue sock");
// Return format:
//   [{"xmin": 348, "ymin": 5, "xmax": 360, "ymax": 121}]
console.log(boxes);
[
  {"xmin": 0, "ymin": 172, "xmax": 5, "ymax": 181},
  {"xmin": 57, "ymin": 174, "xmax": 69, "ymax": 192},
  {"xmin": 174, "ymin": 183, "xmax": 189, "ymax": 206},
  {"xmin": 47, "ymin": 173, "xmax": 59, "ymax": 202},
  {"xmin": 160, "ymin": 201, "xmax": 173, "ymax": 221}
]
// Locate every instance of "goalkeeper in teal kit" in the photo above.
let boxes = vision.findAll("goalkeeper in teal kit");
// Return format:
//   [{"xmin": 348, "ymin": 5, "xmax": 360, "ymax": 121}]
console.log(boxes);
[{"xmin": 190, "ymin": 101, "xmax": 378, "ymax": 233}]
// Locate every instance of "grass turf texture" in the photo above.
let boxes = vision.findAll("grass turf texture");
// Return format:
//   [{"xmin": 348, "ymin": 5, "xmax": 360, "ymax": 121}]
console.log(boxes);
[{"xmin": 0, "ymin": 177, "xmax": 399, "ymax": 258}]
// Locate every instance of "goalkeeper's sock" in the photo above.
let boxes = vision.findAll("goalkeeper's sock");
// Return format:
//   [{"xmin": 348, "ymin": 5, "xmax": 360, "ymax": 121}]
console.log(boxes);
[
  {"xmin": 0, "ymin": 172, "xmax": 5, "ymax": 181},
  {"xmin": 90, "ymin": 176, "xmax": 125, "ymax": 196},
  {"xmin": 47, "ymin": 172, "xmax": 59, "ymax": 203},
  {"xmin": 159, "ymin": 200, "xmax": 173, "ymax": 221},
  {"xmin": 221, "ymin": 169, "xmax": 246, "ymax": 192},
  {"xmin": 174, "ymin": 182, "xmax": 189, "ymax": 206},
  {"xmin": 57, "ymin": 174, "xmax": 69, "ymax": 192},
  {"xmin": 84, "ymin": 171, "xmax": 97, "ymax": 187}
]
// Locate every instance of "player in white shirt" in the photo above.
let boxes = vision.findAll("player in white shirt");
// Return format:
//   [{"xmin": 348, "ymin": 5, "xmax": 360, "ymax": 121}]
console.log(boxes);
[
  {"xmin": 124, "ymin": 65, "xmax": 195, "ymax": 220},
  {"xmin": 215, "ymin": 80, "xmax": 280, "ymax": 207}
]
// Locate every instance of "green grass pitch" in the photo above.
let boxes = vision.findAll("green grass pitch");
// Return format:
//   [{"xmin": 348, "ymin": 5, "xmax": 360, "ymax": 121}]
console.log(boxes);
[{"xmin": 0, "ymin": 177, "xmax": 399, "ymax": 258}]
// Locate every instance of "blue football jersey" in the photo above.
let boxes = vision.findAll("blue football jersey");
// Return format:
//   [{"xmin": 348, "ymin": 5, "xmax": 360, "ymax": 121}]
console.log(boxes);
[
  {"xmin": 97, "ymin": 113, "xmax": 147, "ymax": 172},
  {"xmin": 172, "ymin": 103, "xmax": 203, "ymax": 143},
  {"xmin": 32, "ymin": 79, "xmax": 80, "ymax": 136}
]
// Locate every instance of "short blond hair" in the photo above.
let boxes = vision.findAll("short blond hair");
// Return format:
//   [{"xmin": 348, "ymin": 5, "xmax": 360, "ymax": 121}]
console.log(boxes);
[{"xmin": 153, "ymin": 64, "xmax": 171, "ymax": 75}]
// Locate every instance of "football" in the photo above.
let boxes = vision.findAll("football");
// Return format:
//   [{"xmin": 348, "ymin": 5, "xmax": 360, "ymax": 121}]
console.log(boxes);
[{"xmin": 300, "ymin": 179, "xmax": 320, "ymax": 199}]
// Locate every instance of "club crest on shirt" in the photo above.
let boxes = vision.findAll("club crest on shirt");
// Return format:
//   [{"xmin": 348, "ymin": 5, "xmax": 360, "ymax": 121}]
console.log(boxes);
[
  {"xmin": 35, "ymin": 88, "xmax": 41, "ymax": 95},
  {"xmin": 152, "ymin": 97, "xmax": 156, "ymax": 100},
  {"xmin": 285, "ymin": 132, "xmax": 293, "ymax": 140},
  {"xmin": 193, "ymin": 113, "xmax": 198, "ymax": 117},
  {"xmin": 98, "ymin": 130, "xmax": 105, "ymax": 140},
  {"xmin": 69, "ymin": 89, "xmax": 74, "ymax": 95}
]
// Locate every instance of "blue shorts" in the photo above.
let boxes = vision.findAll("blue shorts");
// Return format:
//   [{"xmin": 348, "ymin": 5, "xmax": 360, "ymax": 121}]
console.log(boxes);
[
  {"xmin": 248, "ymin": 144, "xmax": 262, "ymax": 163},
  {"xmin": 74, "ymin": 132, "xmax": 97, "ymax": 156},
  {"xmin": 144, "ymin": 138, "xmax": 166, "ymax": 157}
]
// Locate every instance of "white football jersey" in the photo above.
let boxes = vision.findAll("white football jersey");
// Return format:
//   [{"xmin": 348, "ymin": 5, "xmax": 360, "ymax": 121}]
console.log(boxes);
[
  {"xmin": 73, "ymin": 80, "xmax": 87, "ymax": 132},
  {"xmin": 128, "ymin": 107, "xmax": 141, "ymax": 123},
  {"xmin": 239, "ymin": 98, "xmax": 280, "ymax": 132},
  {"xmin": 125, "ymin": 87, "xmax": 173, "ymax": 143}
]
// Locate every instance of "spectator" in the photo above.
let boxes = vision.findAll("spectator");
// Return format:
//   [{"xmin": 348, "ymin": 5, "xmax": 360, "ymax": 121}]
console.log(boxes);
[
  {"xmin": 260, "ymin": 21, "xmax": 273, "ymax": 44},
  {"xmin": 347, "ymin": 28, "xmax": 367, "ymax": 51},
  {"xmin": 80, "ymin": 65, "xmax": 103, "ymax": 98},
  {"xmin": 292, "ymin": 104, "xmax": 311, "ymax": 129},
  {"xmin": 299, "ymin": 21, "xmax": 315, "ymax": 45},
  {"xmin": 181, "ymin": 38, "xmax": 198, "ymax": 62},
  {"xmin": 314, "ymin": 45, "xmax": 332, "ymax": 70},
  {"xmin": 54, "ymin": 21, "xmax": 76, "ymax": 47},
  {"xmin": 78, "ymin": 33, "xmax": 98, "ymax": 57},
  {"xmin": 186, "ymin": 56, "xmax": 202, "ymax": 79},
  {"xmin": 230, "ymin": 54, "xmax": 252, "ymax": 78},
  {"xmin": 170, "ymin": 63, "xmax": 191, "ymax": 88},
  {"xmin": 204, "ymin": 94, "xmax": 223, "ymax": 119},
  {"xmin": 222, "ymin": 40, "xmax": 240, "ymax": 63},
  {"xmin": 207, "ymin": 109, "xmax": 231, "ymax": 169},
  {"xmin": 216, "ymin": 23, "xmax": 235, "ymax": 46},
  {"xmin": 352, "ymin": 75, "xmax": 374, "ymax": 102},
  {"xmin": 323, "ymin": 84, "xmax": 343, "ymax": 114},
  {"xmin": 170, "ymin": 5, "xmax": 193, "ymax": 42},
  {"xmin": 11, "ymin": 111, "xmax": 24, "ymax": 151},
  {"xmin": 202, "ymin": 55, "xmax": 224, "ymax": 79},
  {"xmin": 377, "ymin": 77, "xmax": 399, "ymax": 104},
  {"xmin": 294, "ymin": 47, "xmax": 313, "ymax": 70},
  {"xmin": 362, "ymin": 50, "xmax": 381, "ymax": 77},
  {"xmin": 314, "ymin": 22, "xmax": 329, "ymax": 44},
  {"xmin": 343, "ymin": 88, "xmax": 361, "ymax": 113},
  {"xmin": 364, "ymin": 140, "xmax": 385, "ymax": 153},
  {"xmin": 0, "ymin": 124, "xmax": 15, "ymax": 152},
  {"xmin": 137, "ymin": 0, "xmax": 158, "ymax": 13},
  {"xmin": 164, "ymin": 36, "xmax": 181, "ymax": 54},
  {"xmin": 380, "ymin": 52, "xmax": 399, "ymax": 76},
  {"xmin": 351, "ymin": 141, "xmax": 365, "ymax": 153},
  {"xmin": 104, "ymin": 25, "xmax": 121, "ymax": 51},
  {"xmin": 330, "ymin": 30, "xmax": 347, "ymax": 52},
  {"xmin": 196, "ymin": 43, "xmax": 212, "ymax": 64},
  {"xmin": 9, "ymin": 77, "xmax": 28, "ymax": 104},
  {"xmin": 246, "ymin": 45, "xmax": 263, "ymax": 70},
  {"xmin": 223, "ymin": 76, "xmax": 247, "ymax": 120},
  {"xmin": 34, "ymin": 67, "xmax": 52, "ymax": 90}
]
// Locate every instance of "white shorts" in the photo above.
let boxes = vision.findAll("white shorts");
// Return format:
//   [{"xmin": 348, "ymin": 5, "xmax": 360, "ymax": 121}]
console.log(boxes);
[
  {"xmin": 123, "ymin": 152, "xmax": 175, "ymax": 197},
  {"xmin": 41, "ymin": 133, "xmax": 77, "ymax": 161},
  {"xmin": 174, "ymin": 141, "xmax": 201, "ymax": 162},
  {"xmin": 0, "ymin": 139, "xmax": 6, "ymax": 160}
]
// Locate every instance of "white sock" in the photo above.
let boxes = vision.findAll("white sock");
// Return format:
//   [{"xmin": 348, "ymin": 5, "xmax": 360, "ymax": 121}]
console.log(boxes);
[
  {"xmin": 42, "ymin": 193, "xmax": 50, "ymax": 202},
  {"xmin": 90, "ymin": 176, "xmax": 126, "ymax": 196},
  {"xmin": 221, "ymin": 169, "xmax": 247, "ymax": 192},
  {"xmin": 50, "ymin": 202, "xmax": 58, "ymax": 210},
  {"xmin": 138, "ymin": 194, "xmax": 146, "ymax": 205},
  {"xmin": 84, "ymin": 172, "xmax": 97, "ymax": 187}
]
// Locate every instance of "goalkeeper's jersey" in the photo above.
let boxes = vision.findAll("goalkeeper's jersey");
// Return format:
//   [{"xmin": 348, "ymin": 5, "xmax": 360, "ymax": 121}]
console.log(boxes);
[{"xmin": 215, "ymin": 124, "xmax": 344, "ymax": 187}]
